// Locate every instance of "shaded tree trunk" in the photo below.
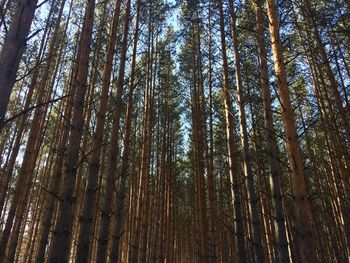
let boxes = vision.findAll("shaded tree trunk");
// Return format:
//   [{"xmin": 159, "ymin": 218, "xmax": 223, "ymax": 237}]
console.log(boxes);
[
  {"xmin": 95, "ymin": 0, "xmax": 131, "ymax": 261},
  {"xmin": 0, "ymin": 0, "xmax": 38, "ymax": 133},
  {"xmin": 48, "ymin": 0, "xmax": 95, "ymax": 261},
  {"xmin": 110, "ymin": 1, "xmax": 141, "ymax": 262}
]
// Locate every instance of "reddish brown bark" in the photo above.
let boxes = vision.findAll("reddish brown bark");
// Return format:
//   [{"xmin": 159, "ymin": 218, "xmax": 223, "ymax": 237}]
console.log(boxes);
[
  {"xmin": 266, "ymin": 0, "xmax": 316, "ymax": 261},
  {"xmin": 48, "ymin": 0, "xmax": 95, "ymax": 261}
]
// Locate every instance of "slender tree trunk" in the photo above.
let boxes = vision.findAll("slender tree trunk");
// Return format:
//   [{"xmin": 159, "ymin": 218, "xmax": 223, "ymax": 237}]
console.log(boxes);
[
  {"xmin": 129, "ymin": 4, "xmax": 154, "ymax": 262},
  {"xmin": 75, "ymin": 1, "xmax": 121, "ymax": 261},
  {"xmin": 48, "ymin": 0, "xmax": 95, "ymax": 261},
  {"xmin": 300, "ymin": 1, "xmax": 350, "ymax": 142},
  {"xmin": 139, "ymin": 28, "xmax": 156, "ymax": 263},
  {"xmin": 218, "ymin": 1, "xmax": 247, "ymax": 262},
  {"xmin": 228, "ymin": 1, "xmax": 265, "ymax": 261},
  {"xmin": 34, "ymin": 31, "xmax": 78, "ymax": 263},
  {"xmin": 95, "ymin": 0, "xmax": 131, "ymax": 261},
  {"xmin": 266, "ymin": 0, "xmax": 316, "ymax": 261},
  {"xmin": 255, "ymin": 1, "xmax": 289, "ymax": 262},
  {"xmin": 110, "ymin": 1, "xmax": 140, "ymax": 262},
  {"xmin": 0, "ymin": 3, "xmax": 65, "ymax": 259},
  {"xmin": 34, "ymin": 99, "xmax": 71, "ymax": 263},
  {"xmin": 206, "ymin": 4, "xmax": 217, "ymax": 262},
  {"xmin": 0, "ymin": 0, "xmax": 54, "ymax": 217}
]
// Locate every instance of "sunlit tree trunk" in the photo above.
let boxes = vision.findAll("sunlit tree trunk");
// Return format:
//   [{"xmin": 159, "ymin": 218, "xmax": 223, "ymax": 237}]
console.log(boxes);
[
  {"xmin": 75, "ymin": 1, "xmax": 121, "ymax": 261},
  {"xmin": 218, "ymin": 1, "xmax": 247, "ymax": 261},
  {"xmin": 255, "ymin": 1, "xmax": 289, "ymax": 262},
  {"xmin": 228, "ymin": 1, "xmax": 264, "ymax": 261},
  {"xmin": 266, "ymin": 0, "xmax": 316, "ymax": 261}
]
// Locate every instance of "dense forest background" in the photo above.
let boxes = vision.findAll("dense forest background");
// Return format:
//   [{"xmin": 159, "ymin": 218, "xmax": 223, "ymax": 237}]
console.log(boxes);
[{"xmin": 0, "ymin": 0, "xmax": 349, "ymax": 262}]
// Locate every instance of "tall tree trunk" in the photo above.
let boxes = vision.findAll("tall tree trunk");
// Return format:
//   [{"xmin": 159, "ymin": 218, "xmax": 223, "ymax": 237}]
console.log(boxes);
[
  {"xmin": 75, "ymin": 1, "xmax": 121, "ymax": 261},
  {"xmin": 300, "ymin": 1, "xmax": 350, "ymax": 142},
  {"xmin": 0, "ymin": 2, "xmax": 65, "ymax": 258},
  {"xmin": 228, "ymin": 1, "xmax": 265, "ymax": 261},
  {"xmin": 266, "ymin": 0, "xmax": 316, "ymax": 261},
  {"xmin": 129, "ymin": 4, "xmax": 154, "ymax": 261},
  {"xmin": 255, "ymin": 1, "xmax": 289, "ymax": 262},
  {"xmin": 218, "ymin": 1, "xmax": 247, "ymax": 262},
  {"xmin": 110, "ymin": 1, "xmax": 140, "ymax": 262},
  {"xmin": 34, "ymin": 28, "xmax": 78, "ymax": 263},
  {"xmin": 95, "ymin": 0, "xmax": 131, "ymax": 261},
  {"xmin": 0, "ymin": 0, "xmax": 55, "ymax": 216},
  {"xmin": 0, "ymin": 0, "xmax": 38, "ymax": 133},
  {"xmin": 48, "ymin": 0, "xmax": 95, "ymax": 261},
  {"xmin": 138, "ymin": 29, "xmax": 156, "ymax": 263},
  {"xmin": 207, "ymin": 4, "xmax": 217, "ymax": 261}
]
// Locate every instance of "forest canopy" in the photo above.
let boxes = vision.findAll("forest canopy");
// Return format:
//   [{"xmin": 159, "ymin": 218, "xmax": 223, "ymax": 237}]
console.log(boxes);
[{"xmin": 0, "ymin": 0, "xmax": 349, "ymax": 262}]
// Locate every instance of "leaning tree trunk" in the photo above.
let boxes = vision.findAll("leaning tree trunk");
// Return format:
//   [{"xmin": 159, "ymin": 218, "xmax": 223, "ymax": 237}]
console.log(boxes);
[
  {"xmin": 0, "ymin": 0, "xmax": 38, "ymax": 133},
  {"xmin": 0, "ymin": 1, "xmax": 65, "ymax": 258},
  {"xmin": 0, "ymin": 2, "xmax": 53, "ymax": 217}
]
